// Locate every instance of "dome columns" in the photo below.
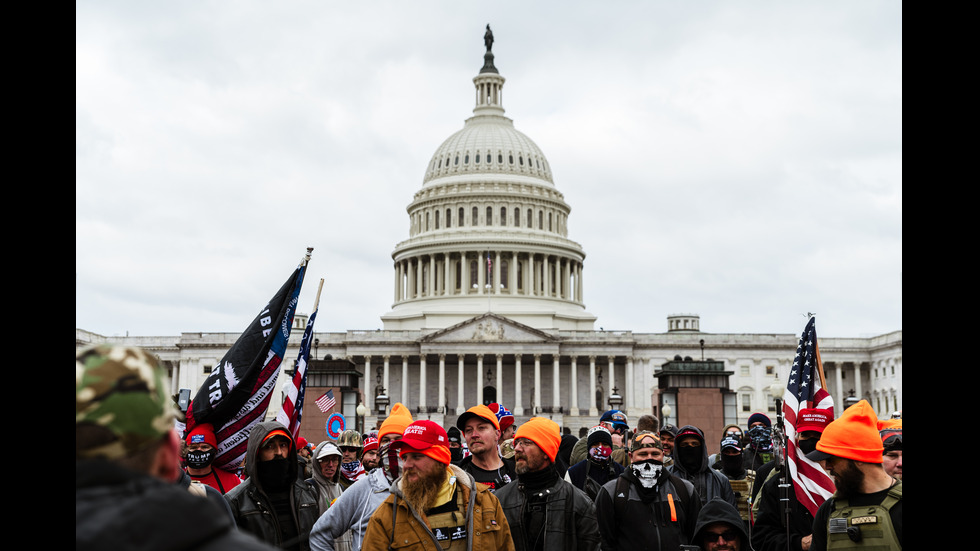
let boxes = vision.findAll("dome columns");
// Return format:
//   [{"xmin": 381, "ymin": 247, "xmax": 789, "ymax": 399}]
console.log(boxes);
[{"xmin": 392, "ymin": 249, "xmax": 584, "ymax": 304}]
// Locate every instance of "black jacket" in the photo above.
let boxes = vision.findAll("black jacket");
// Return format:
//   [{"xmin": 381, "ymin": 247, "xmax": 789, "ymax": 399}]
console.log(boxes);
[
  {"xmin": 751, "ymin": 470, "xmax": 817, "ymax": 551},
  {"xmin": 668, "ymin": 425, "xmax": 738, "ymax": 508},
  {"xmin": 495, "ymin": 465, "xmax": 600, "ymax": 551},
  {"xmin": 77, "ymin": 458, "xmax": 276, "ymax": 551},
  {"xmin": 223, "ymin": 421, "xmax": 320, "ymax": 551},
  {"xmin": 595, "ymin": 467, "xmax": 701, "ymax": 551},
  {"xmin": 565, "ymin": 458, "xmax": 625, "ymax": 501}
]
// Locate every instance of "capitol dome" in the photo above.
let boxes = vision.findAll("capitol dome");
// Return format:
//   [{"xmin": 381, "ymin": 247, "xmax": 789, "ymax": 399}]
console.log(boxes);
[
  {"xmin": 422, "ymin": 111, "xmax": 554, "ymax": 186},
  {"xmin": 381, "ymin": 30, "xmax": 596, "ymax": 332}
]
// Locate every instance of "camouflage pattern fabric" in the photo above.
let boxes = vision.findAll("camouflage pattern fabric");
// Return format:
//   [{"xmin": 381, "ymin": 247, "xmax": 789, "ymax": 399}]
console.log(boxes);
[{"xmin": 76, "ymin": 344, "xmax": 174, "ymax": 460}]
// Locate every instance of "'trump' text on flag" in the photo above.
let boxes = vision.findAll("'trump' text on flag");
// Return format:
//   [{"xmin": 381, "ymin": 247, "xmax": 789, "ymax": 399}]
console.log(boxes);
[{"xmin": 187, "ymin": 250, "xmax": 311, "ymax": 471}]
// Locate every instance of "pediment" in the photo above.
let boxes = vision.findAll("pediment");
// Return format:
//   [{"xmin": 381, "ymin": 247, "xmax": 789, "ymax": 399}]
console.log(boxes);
[{"xmin": 420, "ymin": 313, "xmax": 558, "ymax": 343}]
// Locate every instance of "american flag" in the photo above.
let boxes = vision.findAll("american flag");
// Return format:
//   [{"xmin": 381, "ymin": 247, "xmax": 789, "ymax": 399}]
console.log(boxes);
[
  {"xmin": 276, "ymin": 309, "xmax": 317, "ymax": 438},
  {"xmin": 316, "ymin": 389, "xmax": 336, "ymax": 413},
  {"xmin": 487, "ymin": 252, "xmax": 492, "ymax": 277},
  {"xmin": 782, "ymin": 315, "xmax": 836, "ymax": 516}
]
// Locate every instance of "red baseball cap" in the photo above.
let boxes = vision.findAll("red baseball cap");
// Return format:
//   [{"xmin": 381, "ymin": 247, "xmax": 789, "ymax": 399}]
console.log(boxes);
[
  {"xmin": 362, "ymin": 435, "xmax": 379, "ymax": 453},
  {"xmin": 393, "ymin": 420, "xmax": 451, "ymax": 465},
  {"xmin": 797, "ymin": 407, "xmax": 834, "ymax": 433}
]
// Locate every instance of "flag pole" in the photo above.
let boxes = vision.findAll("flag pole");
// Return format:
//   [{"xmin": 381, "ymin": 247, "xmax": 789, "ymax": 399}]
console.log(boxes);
[
  {"xmin": 810, "ymin": 314, "xmax": 828, "ymax": 391},
  {"xmin": 303, "ymin": 247, "xmax": 314, "ymax": 267},
  {"xmin": 312, "ymin": 278, "xmax": 324, "ymax": 312}
]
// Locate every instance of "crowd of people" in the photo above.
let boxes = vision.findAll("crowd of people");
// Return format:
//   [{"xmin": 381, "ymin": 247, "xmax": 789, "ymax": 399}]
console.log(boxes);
[{"xmin": 77, "ymin": 345, "xmax": 902, "ymax": 550}]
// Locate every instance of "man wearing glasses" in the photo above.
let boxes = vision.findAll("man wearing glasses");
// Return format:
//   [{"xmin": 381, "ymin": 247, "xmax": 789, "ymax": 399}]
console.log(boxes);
[
  {"xmin": 495, "ymin": 417, "xmax": 600, "ymax": 551},
  {"xmin": 692, "ymin": 497, "xmax": 750, "ymax": 550}
]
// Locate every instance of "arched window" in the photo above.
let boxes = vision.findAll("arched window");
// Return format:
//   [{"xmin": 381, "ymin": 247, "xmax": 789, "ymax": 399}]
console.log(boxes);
[
  {"xmin": 425, "ymin": 212, "xmax": 430, "ymax": 231},
  {"xmin": 515, "ymin": 208, "xmax": 521, "ymax": 227},
  {"xmin": 548, "ymin": 212, "xmax": 552, "ymax": 231},
  {"xmin": 500, "ymin": 207, "xmax": 507, "ymax": 226},
  {"xmin": 527, "ymin": 209, "xmax": 533, "ymax": 228},
  {"xmin": 474, "ymin": 152, "xmax": 480, "ymax": 164},
  {"xmin": 498, "ymin": 153, "xmax": 503, "ymax": 164},
  {"xmin": 446, "ymin": 208, "xmax": 452, "ymax": 228},
  {"xmin": 455, "ymin": 155, "xmax": 459, "ymax": 165},
  {"xmin": 486, "ymin": 153, "xmax": 491, "ymax": 163},
  {"xmin": 435, "ymin": 210, "xmax": 440, "ymax": 229},
  {"xmin": 472, "ymin": 206, "xmax": 479, "ymax": 226},
  {"xmin": 538, "ymin": 210, "xmax": 543, "ymax": 229},
  {"xmin": 486, "ymin": 206, "xmax": 493, "ymax": 226},
  {"xmin": 464, "ymin": 154, "xmax": 469, "ymax": 164}
]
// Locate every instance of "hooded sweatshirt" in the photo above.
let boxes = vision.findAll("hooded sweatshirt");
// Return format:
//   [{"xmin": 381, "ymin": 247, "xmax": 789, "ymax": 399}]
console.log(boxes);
[
  {"xmin": 309, "ymin": 442, "xmax": 344, "ymax": 513},
  {"xmin": 307, "ymin": 441, "xmax": 351, "ymax": 551},
  {"xmin": 309, "ymin": 454, "xmax": 396, "ymax": 551},
  {"xmin": 224, "ymin": 421, "xmax": 320, "ymax": 551},
  {"xmin": 667, "ymin": 425, "xmax": 738, "ymax": 508},
  {"xmin": 692, "ymin": 497, "xmax": 751, "ymax": 551}
]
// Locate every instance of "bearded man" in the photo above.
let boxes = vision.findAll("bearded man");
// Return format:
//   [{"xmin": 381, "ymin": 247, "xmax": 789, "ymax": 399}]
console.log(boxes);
[
  {"xmin": 806, "ymin": 400, "xmax": 902, "ymax": 551},
  {"xmin": 309, "ymin": 403, "xmax": 413, "ymax": 551},
  {"xmin": 494, "ymin": 417, "xmax": 600, "ymax": 551},
  {"xmin": 360, "ymin": 420, "xmax": 514, "ymax": 551}
]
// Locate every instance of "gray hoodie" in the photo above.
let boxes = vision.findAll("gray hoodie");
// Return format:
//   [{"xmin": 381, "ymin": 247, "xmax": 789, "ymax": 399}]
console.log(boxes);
[
  {"xmin": 309, "ymin": 464, "xmax": 393, "ymax": 551},
  {"xmin": 309, "ymin": 441, "xmax": 344, "ymax": 515}
]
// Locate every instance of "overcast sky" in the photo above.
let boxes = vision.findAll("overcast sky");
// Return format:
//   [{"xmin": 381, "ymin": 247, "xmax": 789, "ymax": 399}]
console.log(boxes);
[{"xmin": 76, "ymin": 1, "xmax": 902, "ymax": 340}]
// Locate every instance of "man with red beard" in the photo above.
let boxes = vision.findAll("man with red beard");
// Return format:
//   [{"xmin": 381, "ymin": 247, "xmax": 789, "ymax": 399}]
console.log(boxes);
[
  {"xmin": 310, "ymin": 403, "xmax": 413, "ymax": 551},
  {"xmin": 361, "ymin": 420, "xmax": 514, "ymax": 551},
  {"xmin": 806, "ymin": 400, "xmax": 902, "ymax": 551}
]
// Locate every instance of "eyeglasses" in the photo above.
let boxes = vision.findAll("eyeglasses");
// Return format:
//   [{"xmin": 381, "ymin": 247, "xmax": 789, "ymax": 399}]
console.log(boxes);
[
  {"xmin": 704, "ymin": 530, "xmax": 738, "ymax": 542},
  {"xmin": 340, "ymin": 446, "xmax": 361, "ymax": 453},
  {"xmin": 512, "ymin": 438, "xmax": 537, "ymax": 449}
]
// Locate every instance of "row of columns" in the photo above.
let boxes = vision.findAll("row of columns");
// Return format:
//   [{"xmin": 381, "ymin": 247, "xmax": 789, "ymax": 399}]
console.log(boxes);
[
  {"xmin": 393, "ymin": 250, "xmax": 584, "ymax": 303},
  {"xmin": 361, "ymin": 353, "xmax": 634, "ymax": 417}
]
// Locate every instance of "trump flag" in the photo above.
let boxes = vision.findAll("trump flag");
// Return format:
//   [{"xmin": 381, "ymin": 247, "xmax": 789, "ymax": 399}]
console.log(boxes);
[{"xmin": 188, "ymin": 251, "xmax": 310, "ymax": 471}]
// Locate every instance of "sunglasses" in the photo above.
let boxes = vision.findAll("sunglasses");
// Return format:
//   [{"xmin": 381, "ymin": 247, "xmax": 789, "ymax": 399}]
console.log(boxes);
[{"xmin": 704, "ymin": 530, "xmax": 738, "ymax": 542}]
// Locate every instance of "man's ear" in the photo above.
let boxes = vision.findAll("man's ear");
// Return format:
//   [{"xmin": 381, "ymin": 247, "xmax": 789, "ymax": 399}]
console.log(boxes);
[{"xmin": 151, "ymin": 429, "xmax": 182, "ymax": 483}]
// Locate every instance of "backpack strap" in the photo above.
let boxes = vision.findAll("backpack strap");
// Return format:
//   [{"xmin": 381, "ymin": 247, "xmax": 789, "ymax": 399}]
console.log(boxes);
[
  {"xmin": 667, "ymin": 474, "xmax": 691, "ymax": 506},
  {"xmin": 388, "ymin": 495, "xmax": 398, "ymax": 550},
  {"xmin": 614, "ymin": 474, "xmax": 630, "ymax": 519}
]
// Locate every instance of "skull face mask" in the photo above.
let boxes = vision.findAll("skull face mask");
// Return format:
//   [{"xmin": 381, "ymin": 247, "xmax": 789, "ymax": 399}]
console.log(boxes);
[{"xmin": 630, "ymin": 458, "xmax": 664, "ymax": 488}]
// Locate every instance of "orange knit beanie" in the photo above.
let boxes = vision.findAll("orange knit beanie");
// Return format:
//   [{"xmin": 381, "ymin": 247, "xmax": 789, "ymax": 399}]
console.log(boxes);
[{"xmin": 513, "ymin": 417, "xmax": 560, "ymax": 461}]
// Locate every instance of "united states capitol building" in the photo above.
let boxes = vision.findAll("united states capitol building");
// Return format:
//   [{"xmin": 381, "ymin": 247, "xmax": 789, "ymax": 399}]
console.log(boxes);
[{"xmin": 76, "ymin": 33, "xmax": 902, "ymax": 438}]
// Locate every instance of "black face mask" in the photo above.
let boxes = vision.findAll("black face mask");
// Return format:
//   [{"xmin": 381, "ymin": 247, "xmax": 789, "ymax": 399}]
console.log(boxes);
[
  {"xmin": 450, "ymin": 446, "xmax": 463, "ymax": 463},
  {"xmin": 677, "ymin": 445, "xmax": 702, "ymax": 471},
  {"xmin": 185, "ymin": 448, "xmax": 216, "ymax": 470},
  {"xmin": 797, "ymin": 438, "xmax": 818, "ymax": 455},
  {"xmin": 721, "ymin": 452, "xmax": 743, "ymax": 473},
  {"xmin": 257, "ymin": 456, "xmax": 291, "ymax": 492}
]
